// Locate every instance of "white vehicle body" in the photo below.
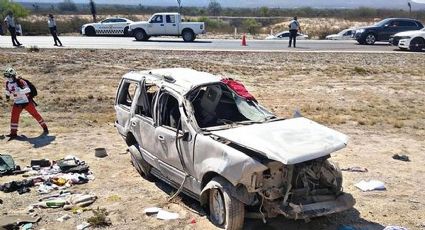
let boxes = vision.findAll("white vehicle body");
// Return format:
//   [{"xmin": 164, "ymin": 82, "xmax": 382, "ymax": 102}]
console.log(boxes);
[
  {"xmin": 115, "ymin": 68, "xmax": 355, "ymax": 229},
  {"xmin": 326, "ymin": 28, "xmax": 355, "ymax": 40},
  {"xmin": 128, "ymin": 12, "xmax": 206, "ymax": 42},
  {"xmin": 265, "ymin": 31, "xmax": 308, "ymax": 40},
  {"xmin": 81, "ymin": 17, "xmax": 133, "ymax": 36},
  {"xmin": 396, "ymin": 28, "xmax": 425, "ymax": 51}
]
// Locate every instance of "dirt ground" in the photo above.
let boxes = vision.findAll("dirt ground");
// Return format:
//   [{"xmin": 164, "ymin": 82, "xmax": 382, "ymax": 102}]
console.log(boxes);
[{"xmin": 0, "ymin": 48, "xmax": 424, "ymax": 230}]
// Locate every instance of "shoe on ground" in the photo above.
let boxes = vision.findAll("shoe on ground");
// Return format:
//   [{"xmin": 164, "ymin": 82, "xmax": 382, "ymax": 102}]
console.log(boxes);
[{"xmin": 42, "ymin": 127, "xmax": 49, "ymax": 135}]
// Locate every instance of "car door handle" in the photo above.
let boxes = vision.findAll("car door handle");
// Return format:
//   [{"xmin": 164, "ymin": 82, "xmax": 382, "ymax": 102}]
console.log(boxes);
[
  {"xmin": 173, "ymin": 24, "xmax": 176, "ymax": 26},
  {"xmin": 160, "ymin": 24, "xmax": 164, "ymax": 26},
  {"xmin": 131, "ymin": 121, "xmax": 137, "ymax": 127},
  {"xmin": 158, "ymin": 135, "xmax": 165, "ymax": 141}
]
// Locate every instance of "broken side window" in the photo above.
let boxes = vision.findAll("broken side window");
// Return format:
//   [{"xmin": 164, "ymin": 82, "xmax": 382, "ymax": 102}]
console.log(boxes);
[
  {"xmin": 117, "ymin": 80, "xmax": 138, "ymax": 108},
  {"xmin": 136, "ymin": 82, "xmax": 160, "ymax": 118},
  {"xmin": 158, "ymin": 93, "xmax": 181, "ymax": 130}
]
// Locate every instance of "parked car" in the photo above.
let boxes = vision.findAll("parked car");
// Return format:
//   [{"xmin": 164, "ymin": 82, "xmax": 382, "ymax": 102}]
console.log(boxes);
[
  {"xmin": 390, "ymin": 28, "xmax": 425, "ymax": 52},
  {"xmin": 81, "ymin": 17, "xmax": 133, "ymax": 36},
  {"xmin": 326, "ymin": 28, "xmax": 355, "ymax": 40},
  {"xmin": 114, "ymin": 68, "xmax": 355, "ymax": 229},
  {"xmin": 128, "ymin": 12, "xmax": 206, "ymax": 42},
  {"xmin": 265, "ymin": 31, "xmax": 308, "ymax": 40},
  {"xmin": 355, "ymin": 18, "xmax": 423, "ymax": 45}
]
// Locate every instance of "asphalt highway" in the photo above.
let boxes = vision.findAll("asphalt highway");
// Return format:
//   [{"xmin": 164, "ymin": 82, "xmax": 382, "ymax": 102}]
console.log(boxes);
[{"xmin": 0, "ymin": 35, "xmax": 405, "ymax": 53}]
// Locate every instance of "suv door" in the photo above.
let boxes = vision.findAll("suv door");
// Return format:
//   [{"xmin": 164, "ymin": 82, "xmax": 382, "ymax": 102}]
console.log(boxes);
[
  {"xmin": 154, "ymin": 90, "xmax": 191, "ymax": 183},
  {"xmin": 115, "ymin": 79, "xmax": 139, "ymax": 137},
  {"xmin": 382, "ymin": 20, "xmax": 402, "ymax": 40},
  {"xmin": 399, "ymin": 20, "xmax": 421, "ymax": 33},
  {"xmin": 164, "ymin": 14, "xmax": 179, "ymax": 35}
]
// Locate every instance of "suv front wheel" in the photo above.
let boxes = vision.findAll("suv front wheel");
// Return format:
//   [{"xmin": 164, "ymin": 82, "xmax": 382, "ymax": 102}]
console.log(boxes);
[
  {"xmin": 365, "ymin": 33, "xmax": 376, "ymax": 45},
  {"xmin": 207, "ymin": 177, "xmax": 245, "ymax": 230}
]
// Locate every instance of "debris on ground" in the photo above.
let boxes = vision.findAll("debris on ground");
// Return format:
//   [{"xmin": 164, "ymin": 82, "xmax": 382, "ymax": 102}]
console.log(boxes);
[
  {"xmin": 0, "ymin": 214, "xmax": 40, "ymax": 229},
  {"xmin": 383, "ymin": 226, "xmax": 408, "ymax": 230},
  {"xmin": 76, "ymin": 222, "xmax": 91, "ymax": 230},
  {"xmin": 56, "ymin": 214, "xmax": 71, "ymax": 222},
  {"xmin": 341, "ymin": 166, "xmax": 368, "ymax": 172},
  {"xmin": 0, "ymin": 153, "xmax": 21, "ymax": 176},
  {"xmin": 355, "ymin": 180, "xmax": 386, "ymax": 191},
  {"xmin": 143, "ymin": 207, "xmax": 179, "ymax": 220},
  {"xmin": 392, "ymin": 154, "xmax": 410, "ymax": 162}
]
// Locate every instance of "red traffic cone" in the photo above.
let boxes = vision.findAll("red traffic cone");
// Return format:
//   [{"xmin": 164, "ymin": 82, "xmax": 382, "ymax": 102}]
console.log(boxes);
[{"xmin": 242, "ymin": 33, "xmax": 247, "ymax": 46}]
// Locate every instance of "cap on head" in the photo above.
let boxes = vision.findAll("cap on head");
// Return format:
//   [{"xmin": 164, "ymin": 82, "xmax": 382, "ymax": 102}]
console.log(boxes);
[
  {"xmin": 49, "ymin": 14, "xmax": 54, "ymax": 18},
  {"xmin": 294, "ymin": 16, "xmax": 297, "ymax": 20},
  {"xmin": 4, "ymin": 67, "xmax": 17, "ymax": 78}
]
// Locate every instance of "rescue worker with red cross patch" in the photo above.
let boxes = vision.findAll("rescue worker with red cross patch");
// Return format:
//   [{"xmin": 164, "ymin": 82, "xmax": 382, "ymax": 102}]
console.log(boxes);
[{"xmin": 3, "ymin": 67, "xmax": 48, "ymax": 140}]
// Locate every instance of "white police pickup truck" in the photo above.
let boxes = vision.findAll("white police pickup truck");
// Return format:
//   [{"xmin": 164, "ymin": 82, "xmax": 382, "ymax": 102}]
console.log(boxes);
[{"xmin": 128, "ymin": 12, "xmax": 205, "ymax": 42}]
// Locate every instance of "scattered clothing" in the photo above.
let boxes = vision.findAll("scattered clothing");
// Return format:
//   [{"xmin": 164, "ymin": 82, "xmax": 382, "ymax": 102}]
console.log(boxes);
[
  {"xmin": 355, "ymin": 180, "xmax": 386, "ymax": 191},
  {"xmin": 0, "ymin": 215, "xmax": 40, "ymax": 229},
  {"xmin": 383, "ymin": 226, "xmax": 408, "ymax": 230}
]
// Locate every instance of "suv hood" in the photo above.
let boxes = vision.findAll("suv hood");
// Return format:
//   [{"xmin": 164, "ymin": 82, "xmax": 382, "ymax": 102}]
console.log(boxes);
[{"xmin": 211, "ymin": 117, "xmax": 348, "ymax": 165}]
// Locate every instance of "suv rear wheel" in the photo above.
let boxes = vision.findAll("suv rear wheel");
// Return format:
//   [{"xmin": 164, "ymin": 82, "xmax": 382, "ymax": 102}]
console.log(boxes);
[
  {"xmin": 365, "ymin": 33, "xmax": 376, "ymax": 45},
  {"xmin": 207, "ymin": 177, "xmax": 245, "ymax": 230}
]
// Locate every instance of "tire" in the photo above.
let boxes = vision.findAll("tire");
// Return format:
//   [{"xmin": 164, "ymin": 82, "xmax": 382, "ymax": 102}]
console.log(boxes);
[
  {"xmin": 208, "ymin": 177, "xmax": 245, "ymax": 230},
  {"xmin": 409, "ymin": 37, "xmax": 424, "ymax": 52},
  {"xmin": 134, "ymin": 29, "xmax": 149, "ymax": 41},
  {"xmin": 124, "ymin": 27, "xmax": 129, "ymax": 37},
  {"xmin": 85, "ymin": 26, "xmax": 96, "ymax": 36},
  {"xmin": 129, "ymin": 145, "xmax": 154, "ymax": 181},
  {"xmin": 182, "ymin": 29, "xmax": 195, "ymax": 42},
  {"xmin": 365, "ymin": 33, "xmax": 376, "ymax": 45}
]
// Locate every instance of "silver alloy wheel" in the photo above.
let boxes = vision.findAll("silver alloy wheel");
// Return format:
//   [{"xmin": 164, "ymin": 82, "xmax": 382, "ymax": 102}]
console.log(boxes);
[
  {"xmin": 365, "ymin": 34, "xmax": 376, "ymax": 45},
  {"xmin": 211, "ymin": 189, "xmax": 225, "ymax": 226}
]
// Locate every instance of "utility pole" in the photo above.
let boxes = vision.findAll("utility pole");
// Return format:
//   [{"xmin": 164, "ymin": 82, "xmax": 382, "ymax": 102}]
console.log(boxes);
[
  {"xmin": 177, "ymin": 0, "xmax": 182, "ymax": 14},
  {"xmin": 408, "ymin": 1, "xmax": 412, "ymax": 16}
]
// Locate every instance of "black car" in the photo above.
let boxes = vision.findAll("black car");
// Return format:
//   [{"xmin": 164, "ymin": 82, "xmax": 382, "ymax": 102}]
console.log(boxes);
[{"xmin": 355, "ymin": 18, "xmax": 423, "ymax": 45}]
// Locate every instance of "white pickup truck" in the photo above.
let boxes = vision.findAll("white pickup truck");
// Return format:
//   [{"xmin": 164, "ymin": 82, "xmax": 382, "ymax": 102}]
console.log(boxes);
[{"xmin": 128, "ymin": 12, "xmax": 206, "ymax": 42}]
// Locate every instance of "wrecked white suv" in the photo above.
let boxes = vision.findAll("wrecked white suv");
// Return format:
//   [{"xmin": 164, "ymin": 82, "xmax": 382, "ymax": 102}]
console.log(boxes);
[{"xmin": 114, "ymin": 68, "xmax": 355, "ymax": 229}]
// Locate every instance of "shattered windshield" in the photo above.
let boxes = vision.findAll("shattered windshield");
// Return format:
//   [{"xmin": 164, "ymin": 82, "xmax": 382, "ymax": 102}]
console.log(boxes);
[{"xmin": 188, "ymin": 82, "xmax": 274, "ymax": 128}]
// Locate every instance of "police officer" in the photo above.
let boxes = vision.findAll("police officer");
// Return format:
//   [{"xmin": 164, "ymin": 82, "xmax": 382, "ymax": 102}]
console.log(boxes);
[
  {"xmin": 3, "ymin": 67, "xmax": 48, "ymax": 139},
  {"xmin": 3, "ymin": 11, "xmax": 22, "ymax": 47},
  {"xmin": 288, "ymin": 16, "xmax": 301, "ymax": 48},
  {"xmin": 48, "ymin": 14, "xmax": 63, "ymax": 47}
]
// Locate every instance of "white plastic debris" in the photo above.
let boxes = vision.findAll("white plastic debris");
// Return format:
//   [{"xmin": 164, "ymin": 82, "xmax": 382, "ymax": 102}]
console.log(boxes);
[
  {"xmin": 156, "ymin": 210, "xmax": 179, "ymax": 220},
  {"xmin": 144, "ymin": 207, "xmax": 161, "ymax": 215},
  {"xmin": 355, "ymin": 180, "xmax": 386, "ymax": 191},
  {"xmin": 76, "ymin": 222, "xmax": 91, "ymax": 230},
  {"xmin": 383, "ymin": 226, "xmax": 408, "ymax": 230}
]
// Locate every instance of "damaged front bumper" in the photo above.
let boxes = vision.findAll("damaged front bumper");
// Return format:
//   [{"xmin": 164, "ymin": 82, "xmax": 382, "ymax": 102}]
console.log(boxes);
[{"xmin": 274, "ymin": 193, "xmax": 355, "ymax": 220}]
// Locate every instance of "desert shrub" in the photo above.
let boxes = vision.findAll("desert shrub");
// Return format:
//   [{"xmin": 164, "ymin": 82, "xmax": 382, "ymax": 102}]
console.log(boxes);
[
  {"xmin": 58, "ymin": 0, "xmax": 78, "ymax": 12},
  {"xmin": 242, "ymin": 18, "xmax": 261, "ymax": 35},
  {"xmin": 20, "ymin": 16, "xmax": 90, "ymax": 35}
]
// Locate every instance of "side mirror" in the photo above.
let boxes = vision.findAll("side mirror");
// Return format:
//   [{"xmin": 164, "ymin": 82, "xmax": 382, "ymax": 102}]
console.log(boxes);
[{"xmin": 182, "ymin": 131, "xmax": 192, "ymax": 142}]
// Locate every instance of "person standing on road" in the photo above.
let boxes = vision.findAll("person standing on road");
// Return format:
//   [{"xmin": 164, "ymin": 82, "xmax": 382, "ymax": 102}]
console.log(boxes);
[
  {"xmin": 3, "ymin": 67, "xmax": 48, "ymax": 140},
  {"xmin": 48, "ymin": 14, "xmax": 63, "ymax": 47},
  {"xmin": 3, "ymin": 11, "xmax": 22, "ymax": 47},
  {"xmin": 288, "ymin": 16, "xmax": 301, "ymax": 48}
]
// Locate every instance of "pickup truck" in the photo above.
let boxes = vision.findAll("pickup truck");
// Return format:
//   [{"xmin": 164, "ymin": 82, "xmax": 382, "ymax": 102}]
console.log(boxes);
[{"xmin": 128, "ymin": 12, "xmax": 206, "ymax": 42}]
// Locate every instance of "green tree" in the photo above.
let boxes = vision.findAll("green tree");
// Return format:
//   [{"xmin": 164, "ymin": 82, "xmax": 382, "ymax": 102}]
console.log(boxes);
[
  {"xmin": 0, "ymin": 0, "xmax": 29, "ymax": 18},
  {"xmin": 259, "ymin": 6, "xmax": 269, "ymax": 17},
  {"xmin": 208, "ymin": 0, "xmax": 222, "ymax": 16}
]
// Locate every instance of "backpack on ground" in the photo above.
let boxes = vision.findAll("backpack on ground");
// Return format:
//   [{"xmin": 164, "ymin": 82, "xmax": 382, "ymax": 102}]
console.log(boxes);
[{"xmin": 17, "ymin": 78, "xmax": 38, "ymax": 98}]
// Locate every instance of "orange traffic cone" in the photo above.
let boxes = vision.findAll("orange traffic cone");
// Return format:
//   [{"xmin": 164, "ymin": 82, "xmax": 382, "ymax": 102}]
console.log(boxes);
[{"xmin": 242, "ymin": 33, "xmax": 247, "ymax": 46}]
